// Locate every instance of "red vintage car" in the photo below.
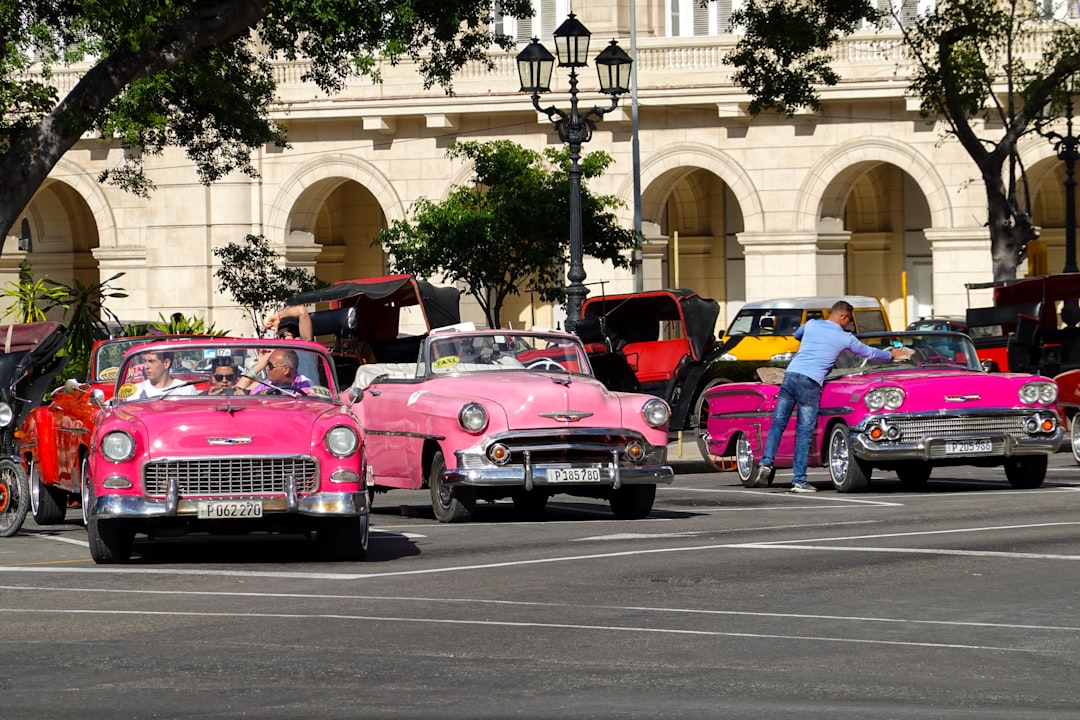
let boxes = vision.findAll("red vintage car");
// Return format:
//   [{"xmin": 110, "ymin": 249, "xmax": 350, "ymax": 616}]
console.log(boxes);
[
  {"xmin": 17, "ymin": 335, "xmax": 209, "ymax": 526},
  {"xmin": 965, "ymin": 273, "xmax": 1080, "ymax": 464}
]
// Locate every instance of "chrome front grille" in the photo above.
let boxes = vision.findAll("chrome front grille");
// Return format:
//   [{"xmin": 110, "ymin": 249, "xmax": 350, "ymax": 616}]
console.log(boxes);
[
  {"xmin": 461, "ymin": 429, "xmax": 665, "ymax": 468},
  {"xmin": 142, "ymin": 457, "xmax": 319, "ymax": 497},
  {"xmin": 887, "ymin": 414, "xmax": 1027, "ymax": 439}
]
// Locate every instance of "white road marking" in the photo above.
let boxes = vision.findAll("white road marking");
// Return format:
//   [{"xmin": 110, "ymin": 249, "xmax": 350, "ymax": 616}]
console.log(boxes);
[
  {"xmin": 731, "ymin": 544, "xmax": 1080, "ymax": 561},
  {"xmin": 0, "ymin": 606, "xmax": 1047, "ymax": 653},
  {"xmin": 6, "ymin": 584, "xmax": 1079, "ymax": 634}
]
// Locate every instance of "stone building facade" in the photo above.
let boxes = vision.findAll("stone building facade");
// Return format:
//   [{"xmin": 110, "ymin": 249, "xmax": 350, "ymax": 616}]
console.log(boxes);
[{"xmin": 4, "ymin": 2, "xmax": 1076, "ymax": 336}]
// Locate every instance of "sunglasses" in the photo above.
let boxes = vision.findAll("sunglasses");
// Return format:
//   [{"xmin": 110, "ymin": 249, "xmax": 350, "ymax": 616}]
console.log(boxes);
[{"xmin": 213, "ymin": 372, "xmax": 237, "ymax": 382}]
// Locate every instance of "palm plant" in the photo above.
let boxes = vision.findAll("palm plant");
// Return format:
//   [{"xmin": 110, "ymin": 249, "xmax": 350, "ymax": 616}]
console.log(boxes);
[
  {"xmin": 44, "ymin": 273, "xmax": 127, "ymax": 381},
  {"xmin": 0, "ymin": 260, "xmax": 67, "ymax": 323}
]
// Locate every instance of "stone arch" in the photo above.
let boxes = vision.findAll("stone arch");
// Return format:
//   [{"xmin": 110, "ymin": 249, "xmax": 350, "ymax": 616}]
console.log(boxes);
[
  {"xmin": 629, "ymin": 144, "xmax": 763, "ymax": 232},
  {"xmin": 265, "ymin": 155, "xmax": 404, "ymax": 284},
  {"xmin": 25, "ymin": 159, "xmax": 118, "ymax": 249},
  {"xmin": 266, "ymin": 154, "xmax": 404, "ymax": 242},
  {"xmin": 797, "ymin": 136, "xmax": 952, "ymax": 231},
  {"xmin": 1020, "ymin": 134, "xmax": 1078, "ymax": 274}
]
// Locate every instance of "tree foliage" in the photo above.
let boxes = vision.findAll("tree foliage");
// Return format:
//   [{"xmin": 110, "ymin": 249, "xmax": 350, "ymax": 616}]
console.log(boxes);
[
  {"xmin": 377, "ymin": 140, "xmax": 638, "ymax": 329},
  {"xmin": 213, "ymin": 233, "xmax": 326, "ymax": 335},
  {"xmin": 0, "ymin": 0, "xmax": 532, "ymax": 242},
  {"xmin": 725, "ymin": 0, "xmax": 1080, "ymax": 282}
]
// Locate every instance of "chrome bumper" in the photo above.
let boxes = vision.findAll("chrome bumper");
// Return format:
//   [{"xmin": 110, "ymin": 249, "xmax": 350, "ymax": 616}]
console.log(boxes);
[
  {"xmin": 444, "ymin": 464, "xmax": 674, "ymax": 490},
  {"xmin": 92, "ymin": 491, "xmax": 368, "ymax": 520},
  {"xmin": 850, "ymin": 431, "xmax": 1063, "ymax": 462}
]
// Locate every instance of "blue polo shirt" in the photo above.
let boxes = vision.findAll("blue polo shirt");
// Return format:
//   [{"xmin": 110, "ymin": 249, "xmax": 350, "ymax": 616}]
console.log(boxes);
[{"xmin": 787, "ymin": 319, "xmax": 891, "ymax": 385}]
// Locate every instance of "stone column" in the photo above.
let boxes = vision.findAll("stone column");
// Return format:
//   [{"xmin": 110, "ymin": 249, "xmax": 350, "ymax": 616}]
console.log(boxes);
[
  {"xmin": 923, "ymin": 227, "xmax": 992, "ymax": 315},
  {"xmin": 738, "ymin": 230, "xmax": 850, "ymax": 301}
]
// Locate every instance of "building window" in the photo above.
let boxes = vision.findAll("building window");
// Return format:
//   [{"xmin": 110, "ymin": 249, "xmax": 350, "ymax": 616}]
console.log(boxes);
[
  {"xmin": 497, "ymin": 0, "xmax": 572, "ymax": 43},
  {"xmin": 668, "ymin": 0, "xmax": 737, "ymax": 37}
]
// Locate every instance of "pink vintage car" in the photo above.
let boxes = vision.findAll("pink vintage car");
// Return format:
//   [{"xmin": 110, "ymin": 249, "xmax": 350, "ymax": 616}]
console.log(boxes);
[
  {"xmin": 83, "ymin": 338, "xmax": 368, "ymax": 563},
  {"xmin": 704, "ymin": 331, "xmax": 1062, "ymax": 491},
  {"xmin": 350, "ymin": 326, "xmax": 674, "ymax": 522}
]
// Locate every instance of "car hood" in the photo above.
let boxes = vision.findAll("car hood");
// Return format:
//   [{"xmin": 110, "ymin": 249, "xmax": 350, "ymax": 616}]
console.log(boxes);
[
  {"xmin": 103, "ymin": 397, "xmax": 344, "ymax": 455},
  {"xmin": 426, "ymin": 372, "xmax": 646, "ymax": 429},
  {"xmin": 827, "ymin": 368, "xmax": 1043, "ymax": 407}
]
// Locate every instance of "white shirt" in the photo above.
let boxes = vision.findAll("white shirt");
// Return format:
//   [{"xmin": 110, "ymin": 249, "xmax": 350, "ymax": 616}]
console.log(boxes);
[{"xmin": 133, "ymin": 378, "xmax": 198, "ymax": 399}]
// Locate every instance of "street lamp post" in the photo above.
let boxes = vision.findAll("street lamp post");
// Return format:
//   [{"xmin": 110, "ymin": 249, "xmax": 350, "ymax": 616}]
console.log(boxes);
[
  {"xmin": 515, "ymin": 14, "xmax": 632, "ymax": 332},
  {"xmin": 1047, "ymin": 88, "xmax": 1080, "ymax": 326}
]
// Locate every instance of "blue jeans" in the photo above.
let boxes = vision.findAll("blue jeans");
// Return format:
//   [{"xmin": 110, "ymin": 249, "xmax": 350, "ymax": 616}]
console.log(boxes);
[{"xmin": 761, "ymin": 371, "xmax": 822, "ymax": 486}]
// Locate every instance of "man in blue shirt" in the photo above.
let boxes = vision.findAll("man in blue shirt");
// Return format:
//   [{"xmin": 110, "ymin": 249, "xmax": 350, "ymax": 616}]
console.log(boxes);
[{"xmin": 753, "ymin": 301, "xmax": 910, "ymax": 492}]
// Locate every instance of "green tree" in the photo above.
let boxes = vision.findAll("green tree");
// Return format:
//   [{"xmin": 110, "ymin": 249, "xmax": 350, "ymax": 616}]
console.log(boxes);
[
  {"xmin": 213, "ymin": 233, "xmax": 326, "ymax": 335},
  {"xmin": 0, "ymin": 260, "xmax": 67, "ymax": 322},
  {"xmin": 0, "ymin": 0, "xmax": 532, "ymax": 244},
  {"xmin": 725, "ymin": 0, "xmax": 1080, "ymax": 282},
  {"xmin": 377, "ymin": 140, "xmax": 637, "ymax": 329}
]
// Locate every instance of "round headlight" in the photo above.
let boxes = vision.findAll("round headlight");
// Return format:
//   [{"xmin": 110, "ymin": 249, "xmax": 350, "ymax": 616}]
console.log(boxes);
[
  {"xmin": 0, "ymin": 402, "xmax": 11, "ymax": 428},
  {"xmin": 1039, "ymin": 382, "xmax": 1058, "ymax": 404},
  {"xmin": 1019, "ymin": 383, "xmax": 1038, "ymax": 404},
  {"xmin": 642, "ymin": 398, "xmax": 671, "ymax": 428},
  {"xmin": 864, "ymin": 387, "xmax": 904, "ymax": 412},
  {"xmin": 881, "ymin": 386, "xmax": 905, "ymax": 410},
  {"xmin": 325, "ymin": 425, "xmax": 359, "ymax": 458},
  {"xmin": 101, "ymin": 431, "xmax": 135, "ymax": 462},
  {"xmin": 1019, "ymin": 382, "xmax": 1056, "ymax": 405},
  {"xmin": 459, "ymin": 402, "xmax": 488, "ymax": 433}
]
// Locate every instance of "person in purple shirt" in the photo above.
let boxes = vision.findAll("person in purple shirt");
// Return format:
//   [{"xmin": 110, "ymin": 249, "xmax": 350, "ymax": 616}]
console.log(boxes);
[
  {"xmin": 237, "ymin": 348, "xmax": 313, "ymax": 395},
  {"xmin": 753, "ymin": 300, "xmax": 911, "ymax": 493}
]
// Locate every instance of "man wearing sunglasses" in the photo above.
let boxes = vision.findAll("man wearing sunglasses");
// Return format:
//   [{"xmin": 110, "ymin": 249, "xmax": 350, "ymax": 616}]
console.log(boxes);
[
  {"xmin": 206, "ymin": 360, "xmax": 247, "ymax": 396},
  {"xmin": 236, "ymin": 349, "xmax": 312, "ymax": 395}
]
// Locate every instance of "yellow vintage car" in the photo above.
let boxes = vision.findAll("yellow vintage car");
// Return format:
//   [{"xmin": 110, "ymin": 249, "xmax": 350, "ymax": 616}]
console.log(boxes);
[{"xmin": 719, "ymin": 295, "xmax": 890, "ymax": 363}]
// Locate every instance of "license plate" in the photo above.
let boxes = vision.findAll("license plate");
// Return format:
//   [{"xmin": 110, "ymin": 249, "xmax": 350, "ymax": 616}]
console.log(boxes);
[
  {"xmin": 546, "ymin": 468, "xmax": 602, "ymax": 483},
  {"xmin": 196, "ymin": 500, "xmax": 264, "ymax": 519},
  {"xmin": 944, "ymin": 439, "xmax": 993, "ymax": 455}
]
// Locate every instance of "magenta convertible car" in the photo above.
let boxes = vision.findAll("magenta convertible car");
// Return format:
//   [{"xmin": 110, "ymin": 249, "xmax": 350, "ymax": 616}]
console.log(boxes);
[
  {"xmin": 351, "ymin": 326, "xmax": 674, "ymax": 522},
  {"xmin": 82, "ymin": 338, "xmax": 368, "ymax": 563},
  {"xmin": 703, "ymin": 331, "xmax": 1062, "ymax": 492}
]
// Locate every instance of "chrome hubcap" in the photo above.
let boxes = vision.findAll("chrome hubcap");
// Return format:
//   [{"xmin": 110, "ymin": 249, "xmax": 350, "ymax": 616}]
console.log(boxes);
[
  {"xmin": 735, "ymin": 434, "xmax": 754, "ymax": 480},
  {"xmin": 829, "ymin": 430, "xmax": 850, "ymax": 480}
]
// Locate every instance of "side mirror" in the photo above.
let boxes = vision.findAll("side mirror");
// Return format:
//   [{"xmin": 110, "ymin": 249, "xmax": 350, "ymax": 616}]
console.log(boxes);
[
  {"xmin": 980, "ymin": 359, "xmax": 999, "ymax": 373},
  {"xmin": 63, "ymin": 378, "xmax": 81, "ymax": 393},
  {"xmin": 90, "ymin": 388, "xmax": 106, "ymax": 407}
]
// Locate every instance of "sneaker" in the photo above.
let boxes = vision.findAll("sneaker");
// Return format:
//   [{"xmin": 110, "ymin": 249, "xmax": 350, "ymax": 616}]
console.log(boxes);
[
  {"xmin": 790, "ymin": 482, "xmax": 817, "ymax": 494},
  {"xmin": 752, "ymin": 463, "xmax": 773, "ymax": 488}
]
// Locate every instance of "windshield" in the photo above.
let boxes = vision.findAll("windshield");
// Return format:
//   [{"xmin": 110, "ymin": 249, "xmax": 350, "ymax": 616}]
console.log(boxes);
[
  {"xmin": 115, "ymin": 342, "xmax": 336, "ymax": 402},
  {"xmin": 829, "ymin": 332, "xmax": 982, "ymax": 379},
  {"xmin": 725, "ymin": 309, "xmax": 804, "ymax": 337},
  {"xmin": 426, "ymin": 332, "xmax": 591, "ymax": 376}
]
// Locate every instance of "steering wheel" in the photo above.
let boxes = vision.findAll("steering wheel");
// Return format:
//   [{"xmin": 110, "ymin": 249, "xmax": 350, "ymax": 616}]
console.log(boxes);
[{"xmin": 526, "ymin": 358, "xmax": 567, "ymax": 372}]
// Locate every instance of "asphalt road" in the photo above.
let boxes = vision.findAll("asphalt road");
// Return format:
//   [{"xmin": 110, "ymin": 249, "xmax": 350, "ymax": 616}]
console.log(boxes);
[{"xmin": 2, "ymin": 448, "xmax": 1080, "ymax": 720}]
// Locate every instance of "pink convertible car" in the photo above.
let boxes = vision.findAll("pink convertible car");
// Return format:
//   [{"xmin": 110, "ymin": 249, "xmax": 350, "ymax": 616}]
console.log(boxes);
[
  {"xmin": 351, "ymin": 326, "xmax": 674, "ymax": 522},
  {"xmin": 704, "ymin": 331, "xmax": 1062, "ymax": 491},
  {"xmin": 83, "ymin": 338, "xmax": 368, "ymax": 563}
]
